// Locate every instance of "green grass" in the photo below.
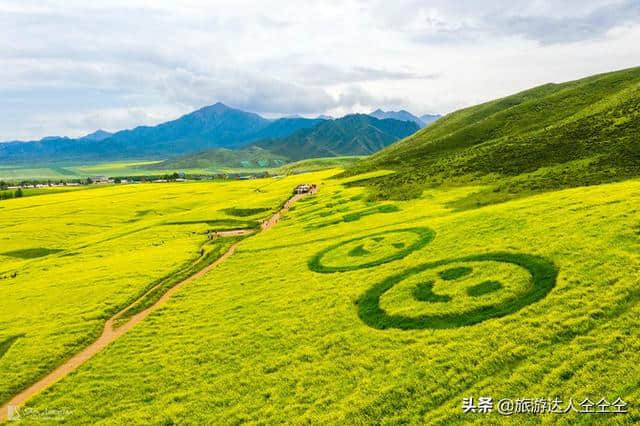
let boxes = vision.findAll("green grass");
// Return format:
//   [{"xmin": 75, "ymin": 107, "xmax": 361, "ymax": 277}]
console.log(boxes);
[
  {"xmin": 149, "ymin": 146, "xmax": 288, "ymax": 170},
  {"xmin": 308, "ymin": 227, "xmax": 435, "ymax": 273},
  {"xmin": 277, "ymin": 156, "xmax": 365, "ymax": 174},
  {"xmin": 0, "ymin": 334, "xmax": 25, "ymax": 360},
  {"xmin": 412, "ymin": 281, "xmax": 451, "ymax": 303},
  {"xmin": 72, "ymin": 160, "xmax": 164, "ymax": 172},
  {"xmin": 305, "ymin": 204, "xmax": 400, "ymax": 229},
  {"xmin": 347, "ymin": 244, "xmax": 370, "ymax": 257},
  {"xmin": 0, "ymin": 248, "xmax": 63, "ymax": 259},
  {"xmin": 0, "ymin": 186, "xmax": 94, "ymax": 203},
  {"xmin": 0, "ymin": 167, "xmax": 80, "ymax": 180},
  {"xmin": 346, "ymin": 66, "xmax": 640, "ymax": 206},
  {"xmin": 439, "ymin": 266, "xmax": 473, "ymax": 280},
  {"xmin": 467, "ymin": 280, "xmax": 502, "ymax": 297},
  {"xmin": 222, "ymin": 207, "xmax": 272, "ymax": 217},
  {"xmin": 165, "ymin": 219, "xmax": 259, "ymax": 229},
  {"xmin": 357, "ymin": 252, "xmax": 557, "ymax": 330}
]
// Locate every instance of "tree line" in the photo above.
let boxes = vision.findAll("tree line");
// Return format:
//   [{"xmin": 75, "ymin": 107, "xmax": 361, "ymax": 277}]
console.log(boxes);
[{"xmin": 0, "ymin": 188, "xmax": 23, "ymax": 200}]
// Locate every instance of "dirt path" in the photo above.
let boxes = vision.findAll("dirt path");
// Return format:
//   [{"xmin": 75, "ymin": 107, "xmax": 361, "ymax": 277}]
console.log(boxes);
[
  {"xmin": 261, "ymin": 188, "xmax": 315, "ymax": 230},
  {"xmin": 0, "ymin": 188, "xmax": 314, "ymax": 421},
  {"xmin": 214, "ymin": 229, "xmax": 255, "ymax": 237}
]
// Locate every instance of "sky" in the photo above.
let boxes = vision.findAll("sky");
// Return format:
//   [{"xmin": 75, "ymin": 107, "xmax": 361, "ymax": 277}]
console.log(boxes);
[{"xmin": 1, "ymin": 0, "xmax": 639, "ymax": 140}]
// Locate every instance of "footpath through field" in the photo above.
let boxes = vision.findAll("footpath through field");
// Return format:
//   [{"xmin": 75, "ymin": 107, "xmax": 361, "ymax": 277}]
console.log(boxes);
[{"xmin": 0, "ymin": 187, "xmax": 315, "ymax": 421}]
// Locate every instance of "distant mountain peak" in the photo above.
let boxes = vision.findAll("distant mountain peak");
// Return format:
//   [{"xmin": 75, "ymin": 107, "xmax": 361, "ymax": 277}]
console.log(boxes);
[
  {"xmin": 369, "ymin": 109, "xmax": 440, "ymax": 128},
  {"xmin": 419, "ymin": 114, "xmax": 441, "ymax": 126},
  {"xmin": 81, "ymin": 129, "xmax": 113, "ymax": 141},
  {"xmin": 197, "ymin": 102, "xmax": 232, "ymax": 113}
]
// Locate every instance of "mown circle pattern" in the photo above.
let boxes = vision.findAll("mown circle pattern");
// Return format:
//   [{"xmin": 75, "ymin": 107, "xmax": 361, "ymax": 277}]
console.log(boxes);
[
  {"xmin": 357, "ymin": 252, "xmax": 557, "ymax": 329},
  {"xmin": 308, "ymin": 227, "xmax": 435, "ymax": 273}
]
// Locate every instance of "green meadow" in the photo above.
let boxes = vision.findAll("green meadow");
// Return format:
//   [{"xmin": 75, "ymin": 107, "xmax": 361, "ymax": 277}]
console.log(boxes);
[{"xmin": 2, "ymin": 169, "xmax": 639, "ymax": 424}]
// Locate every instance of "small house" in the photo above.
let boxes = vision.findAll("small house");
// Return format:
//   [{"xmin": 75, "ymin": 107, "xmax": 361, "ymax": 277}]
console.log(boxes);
[{"xmin": 294, "ymin": 184, "xmax": 316, "ymax": 194}]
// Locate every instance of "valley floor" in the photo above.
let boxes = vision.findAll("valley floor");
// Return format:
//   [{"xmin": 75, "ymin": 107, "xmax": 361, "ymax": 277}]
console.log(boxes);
[{"xmin": 2, "ymin": 170, "xmax": 640, "ymax": 424}]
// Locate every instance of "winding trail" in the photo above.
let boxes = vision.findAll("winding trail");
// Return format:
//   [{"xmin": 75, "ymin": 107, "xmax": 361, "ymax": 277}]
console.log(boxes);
[{"xmin": 0, "ymin": 187, "xmax": 315, "ymax": 421}]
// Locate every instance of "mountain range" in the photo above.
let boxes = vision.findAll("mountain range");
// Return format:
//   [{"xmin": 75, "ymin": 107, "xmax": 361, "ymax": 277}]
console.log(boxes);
[
  {"xmin": 154, "ymin": 114, "xmax": 419, "ymax": 169},
  {"xmin": 0, "ymin": 103, "xmax": 425, "ymax": 166},
  {"xmin": 0, "ymin": 103, "xmax": 328, "ymax": 163},
  {"xmin": 254, "ymin": 114, "xmax": 419, "ymax": 161},
  {"xmin": 369, "ymin": 109, "xmax": 441, "ymax": 127},
  {"xmin": 80, "ymin": 129, "xmax": 113, "ymax": 141}
]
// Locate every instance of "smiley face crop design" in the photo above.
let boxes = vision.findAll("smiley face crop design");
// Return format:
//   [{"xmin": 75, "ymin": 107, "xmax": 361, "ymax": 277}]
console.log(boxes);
[
  {"xmin": 357, "ymin": 252, "xmax": 557, "ymax": 330},
  {"xmin": 308, "ymin": 228, "xmax": 435, "ymax": 273}
]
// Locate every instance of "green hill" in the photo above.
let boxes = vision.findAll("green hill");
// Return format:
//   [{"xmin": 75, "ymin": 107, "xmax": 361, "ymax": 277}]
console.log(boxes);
[
  {"xmin": 276, "ymin": 156, "xmax": 364, "ymax": 174},
  {"xmin": 155, "ymin": 115, "xmax": 418, "ymax": 171},
  {"xmin": 256, "ymin": 114, "xmax": 420, "ymax": 161},
  {"xmin": 347, "ymin": 66, "xmax": 640, "ymax": 206},
  {"xmin": 148, "ymin": 146, "xmax": 288, "ymax": 170}
]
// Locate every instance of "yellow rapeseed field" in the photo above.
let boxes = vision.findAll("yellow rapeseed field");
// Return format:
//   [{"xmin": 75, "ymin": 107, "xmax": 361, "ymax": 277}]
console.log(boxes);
[
  {"xmin": 3, "ymin": 170, "xmax": 640, "ymax": 424},
  {"xmin": 0, "ymin": 172, "xmax": 332, "ymax": 410}
]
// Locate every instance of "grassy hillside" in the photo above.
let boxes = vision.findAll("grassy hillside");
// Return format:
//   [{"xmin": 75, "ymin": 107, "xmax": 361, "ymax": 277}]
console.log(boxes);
[
  {"xmin": 277, "ymin": 156, "xmax": 364, "ymax": 174},
  {"xmin": 148, "ymin": 146, "xmax": 288, "ymax": 170},
  {"xmin": 256, "ymin": 114, "xmax": 420, "ymax": 161},
  {"xmin": 348, "ymin": 66, "xmax": 640, "ymax": 205},
  {"xmin": 13, "ymin": 171, "xmax": 640, "ymax": 423},
  {"xmin": 153, "ymin": 115, "xmax": 417, "ymax": 171}
]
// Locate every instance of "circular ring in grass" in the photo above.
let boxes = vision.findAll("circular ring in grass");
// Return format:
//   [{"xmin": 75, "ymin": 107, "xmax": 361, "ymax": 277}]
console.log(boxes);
[
  {"xmin": 357, "ymin": 252, "xmax": 557, "ymax": 330},
  {"xmin": 308, "ymin": 227, "xmax": 435, "ymax": 273}
]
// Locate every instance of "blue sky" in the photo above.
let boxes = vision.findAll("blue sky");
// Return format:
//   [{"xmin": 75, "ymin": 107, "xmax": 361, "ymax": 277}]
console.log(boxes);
[{"xmin": 1, "ymin": 0, "xmax": 639, "ymax": 140}]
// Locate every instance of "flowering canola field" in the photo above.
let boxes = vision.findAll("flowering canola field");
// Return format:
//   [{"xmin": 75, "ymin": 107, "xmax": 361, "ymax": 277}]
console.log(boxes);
[
  {"xmin": 0, "ymin": 173, "xmax": 329, "ymax": 411},
  {"xmin": 3, "ymin": 170, "xmax": 640, "ymax": 424}
]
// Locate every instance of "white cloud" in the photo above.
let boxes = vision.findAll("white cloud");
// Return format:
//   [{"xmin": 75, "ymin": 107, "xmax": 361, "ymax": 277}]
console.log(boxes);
[{"xmin": 0, "ymin": 0, "xmax": 639, "ymax": 139}]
